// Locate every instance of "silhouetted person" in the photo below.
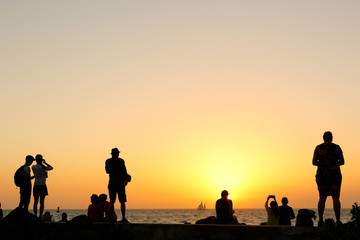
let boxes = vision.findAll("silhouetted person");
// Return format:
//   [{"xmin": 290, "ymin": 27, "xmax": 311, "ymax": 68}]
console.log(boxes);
[
  {"xmin": 278, "ymin": 197, "xmax": 295, "ymax": 226},
  {"xmin": 99, "ymin": 193, "xmax": 117, "ymax": 221},
  {"xmin": 88, "ymin": 194, "xmax": 102, "ymax": 222},
  {"xmin": 265, "ymin": 195, "xmax": 279, "ymax": 225},
  {"xmin": 58, "ymin": 212, "xmax": 68, "ymax": 222},
  {"xmin": 105, "ymin": 148, "xmax": 131, "ymax": 223},
  {"xmin": 313, "ymin": 131, "xmax": 344, "ymax": 226},
  {"xmin": 41, "ymin": 211, "xmax": 54, "ymax": 222},
  {"xmin": 0, "ymin": 202, "xmax": 3, "ymax": 220},
  {"xmin": 32, "ymin": 154, "xmax": 53, "ymax": 218},
  {"xmin": 215, "ymin": 190, "xmax": 238, "ymax": 224},
  {"xmin": 18, "ymin": 155, "xmax": 35, "ymax": 210}
]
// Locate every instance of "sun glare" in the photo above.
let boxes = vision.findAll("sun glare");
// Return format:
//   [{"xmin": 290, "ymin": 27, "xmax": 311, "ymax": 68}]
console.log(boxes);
[{"xmin": 196, "ymin": 150, "xmax": 254, "ymax": 204}]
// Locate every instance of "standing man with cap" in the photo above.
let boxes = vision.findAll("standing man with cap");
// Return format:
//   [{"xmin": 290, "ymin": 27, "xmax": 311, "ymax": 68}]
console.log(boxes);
[
  {"xmin": 312, "ymin": 131, "xmax": 345, "ymax": 226},
  {"xmin": 105, "ymin": 148, "xmax": 131, "ymax": 222}
]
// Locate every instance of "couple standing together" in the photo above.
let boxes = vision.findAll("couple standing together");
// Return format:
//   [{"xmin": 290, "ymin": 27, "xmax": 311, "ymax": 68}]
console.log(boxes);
[{"xmin": 18, "ymin": 154, "xmax": 53, "ymax": 218}]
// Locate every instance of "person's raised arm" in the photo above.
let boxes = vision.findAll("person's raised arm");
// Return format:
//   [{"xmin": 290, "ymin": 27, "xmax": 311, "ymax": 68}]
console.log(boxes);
[
  {"xmin": 265, "ymin": 196, "xmax": 270, "ymax": 207},
  {"xmin": 43, "ymin": 160, "xmax": 53, "ymax": 170}
]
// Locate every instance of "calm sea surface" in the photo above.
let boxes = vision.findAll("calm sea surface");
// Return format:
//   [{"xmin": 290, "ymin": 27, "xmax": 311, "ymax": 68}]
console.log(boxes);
[{"xmin": 2, "ymin": 208, "xmax": 353, "ymax": 225}]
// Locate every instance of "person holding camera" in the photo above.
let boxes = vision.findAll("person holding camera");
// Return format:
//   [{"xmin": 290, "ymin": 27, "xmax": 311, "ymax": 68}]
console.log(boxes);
[
  {"xmin": 265, "ymin": 195, "xmax": 279, "ymax": 225},
  {"xmin": 32, "ymin": 154, "xmax": 53, "ymax": 218}
]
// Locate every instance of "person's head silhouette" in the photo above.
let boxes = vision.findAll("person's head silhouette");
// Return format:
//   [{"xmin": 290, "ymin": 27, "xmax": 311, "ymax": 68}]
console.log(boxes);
[
  {"xmin": 221, "ymin": 190, "xmax": 229, "ymax": 199},
  {"xmin": 281, "ymin": 197, "xmax": 288, "ymax": 206},
  {"xmin": 35, "ymin": 154, "xmax": 44, "ymax": 164},
  {"xmin": 90, "ymin": 194, "xmax": 99, "ymax": 204},
  {"xmin": 323, "ymin": 131, "xmax": 333, "ymax": 142},
  {"xmin": 61, "ymin": 212, "xmax": 67, "ymax": 221},
  {"xmin": 99, "ymin": 194, "xmax": 107, "ymax": 202},
  {"xmin": 111, "ymin": 148, "xmax": 120, "ymax": 158},
  {"xmin": 25, "ymin": 155, "xmax": 34, "ymax": 166}
]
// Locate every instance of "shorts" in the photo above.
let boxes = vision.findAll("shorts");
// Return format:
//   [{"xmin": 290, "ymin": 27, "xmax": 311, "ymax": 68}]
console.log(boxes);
[
  {"xmin": 33, "ymin": 185, "xmax": 48, "ymax": 196},
  {"xmin": 316, "ymin": 169, "xmax": 342, "ymax": 197},
  {"xmin": 108, "ymin": 183, "xmax": 126, "ymax": 203}
]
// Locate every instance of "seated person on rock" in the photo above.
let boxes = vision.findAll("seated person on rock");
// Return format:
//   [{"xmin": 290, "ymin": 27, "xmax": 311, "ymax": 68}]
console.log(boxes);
[
  {"xmin": 99, "ymin": 193, "xmax": 117, "ymax": 222},
  {"xmin": 264, "ymin": 195, "xmax": 279, "ymax": 225},
  {"xmin": 87, "ymin": 194, "xmax": 102, "ymax": 222},
  {"xmin": 215, "ymin": 190, "xmax": 238, "ymax": 224},
  {"xmin": 278, "ymin": 197, "xmax": 295, "ymax": 226}
]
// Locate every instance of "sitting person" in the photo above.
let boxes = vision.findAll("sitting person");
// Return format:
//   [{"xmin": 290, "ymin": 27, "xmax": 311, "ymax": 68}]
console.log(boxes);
[
  {"xmin": 58, "ymin": 212, "xmax": 68, "ymax": 222},
  {"xmin": 41, "ymin": 211, "xmax": 54, "ymax": 222},
  {"xmin": 87, "ymin": 194, "xmax": 102, "ymax": 222},
  {"xmin": 99, "ymin": 193, "xmax": 117, "ymax": 221},
  {"xmin": 278, "ymin": 197, "xmax": 295, "ymax": 226},
  {"xmin": 265, "ymin": 195, "xmax": 279, "ymax": 225},
  {"xmin": 215, "ymin": 190, "xmax": 238, "ymax": 224}
]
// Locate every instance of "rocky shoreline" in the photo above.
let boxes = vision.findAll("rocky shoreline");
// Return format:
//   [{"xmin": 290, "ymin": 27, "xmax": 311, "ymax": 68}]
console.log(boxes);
[{"xmin": 0, "ymin": 208, "xmax": 319, "ymax": 240}]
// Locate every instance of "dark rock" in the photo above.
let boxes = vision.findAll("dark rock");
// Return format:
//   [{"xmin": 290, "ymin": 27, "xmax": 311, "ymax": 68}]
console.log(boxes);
[
  {"xmin": 0, "ymin": 207, "xmax": 43, "ymax": 240},
  {"xmin": 296, "ymin": 209, "xmax": 316, "ymax": 227},
  {"xmin": 68, "ymin": 214, "xmax": 92, "ymax": 228},
  {"xmin": 195, "ymin": 216, "xmax": 217, "ymax": 224}
]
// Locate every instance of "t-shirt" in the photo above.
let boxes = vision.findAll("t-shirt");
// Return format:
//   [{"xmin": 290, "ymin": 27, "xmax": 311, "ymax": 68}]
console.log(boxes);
[
  {"xmin": 314, "ymin": 143, "xmax": 343, "ymax": 171},
  {"xmin": 99, "ymin": 200, "xmax": 116, "ymax": 220},
  {"xmin": 32, "ymin": 164, "xmax": 53, "ymax": 185},
  {"xmin": 88, "ymin": 203, "xmax": 102, "ymax": 222},
  {"xmin": 278, "ymin": 205, "xmax": 295, "ymax": 226},
  {"xmin": 23, "ymin": 165, "xmax": 31, "ymax": 185},
  {"xmin": 105, "ymin": 157, "xmax": 127, "ymax": 185}
]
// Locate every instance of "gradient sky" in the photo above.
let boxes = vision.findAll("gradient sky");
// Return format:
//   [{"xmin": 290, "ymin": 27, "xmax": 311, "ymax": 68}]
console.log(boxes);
[{"xmin": 1, "ymin": 1, "xmax": 360, "ymax": 210}]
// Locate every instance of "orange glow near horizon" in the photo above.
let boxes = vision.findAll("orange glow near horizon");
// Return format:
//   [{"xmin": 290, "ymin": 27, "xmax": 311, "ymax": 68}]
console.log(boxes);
[{"xmin": 2, "ymin": 1, "xmax": 360, "ymax": 211}]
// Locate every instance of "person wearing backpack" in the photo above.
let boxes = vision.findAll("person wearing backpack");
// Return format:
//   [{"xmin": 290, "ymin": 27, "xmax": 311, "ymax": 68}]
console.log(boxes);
[{"xmin": 17, "ymin": 155, "xmax": 35, "ymax": 211}]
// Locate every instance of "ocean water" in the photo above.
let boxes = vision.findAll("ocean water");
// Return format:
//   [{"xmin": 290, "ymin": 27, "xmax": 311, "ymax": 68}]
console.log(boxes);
[{"xmin": 2, "ymin": 208, "xmax": 353, "ymax": 225}]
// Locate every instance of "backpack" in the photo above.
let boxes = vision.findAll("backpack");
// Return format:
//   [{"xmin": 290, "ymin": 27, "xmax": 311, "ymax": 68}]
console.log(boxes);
[{"xmin": 14, "ymin": 165, "xmax": 25, "ymax": 187}]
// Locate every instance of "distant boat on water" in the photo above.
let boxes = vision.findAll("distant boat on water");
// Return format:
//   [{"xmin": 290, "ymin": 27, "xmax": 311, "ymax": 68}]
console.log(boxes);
[{"xmin": 197, "ymin": 201, "xmax": 206, "ymax": 210}]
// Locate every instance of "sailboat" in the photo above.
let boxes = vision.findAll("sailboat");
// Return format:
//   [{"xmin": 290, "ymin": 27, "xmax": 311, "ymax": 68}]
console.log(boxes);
[{"xmin": 197, "ymin": 201, "xmax": 206, "ymax": 210}]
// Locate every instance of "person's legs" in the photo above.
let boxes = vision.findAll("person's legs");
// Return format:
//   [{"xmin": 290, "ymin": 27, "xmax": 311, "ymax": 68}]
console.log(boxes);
[
  {"xmin": 330, "ymin": 179, "xmax": 342, "ymax": 223},
  {"xmin": 19, "ymin": 185, "xmax": 31, "ymax": 210},
  {"xmin": 33, "ymin": 195, "xmax": 39, "ymax": 217},
  {"xmin": 118, "ymin": 186, "xmax": 127, "ymax": 221},
  {"xmin": 318, "ymin": 195, "xmax": 327, "ymax": 224},
  {"xmin": 121, "ymin": 202, "xmax": 126, "ymax": 220},
  {"xmin": 23, "ymin": 185, "xmax": 31, "ymax": 211},
  {"xmin": 108, "ymin": 186, "xmax": 116, "ymax": 220},
  {"xmin": 109, "ymin": 202, "xmax": 115, "ymax": 219},
  {"xmin": 332, "ymin": 196, "xmax": 341, "ymax": 222},
  {"xmin": 331, "ymin": 184, "xmax": 341, "ymax": 223},
  {"xmin": 39, "ymin": 196, "xmax": 45, "ymax": 218},
  {"xmin": 19, "ymin": 188, "xmax": 24, "ymax": 208}
]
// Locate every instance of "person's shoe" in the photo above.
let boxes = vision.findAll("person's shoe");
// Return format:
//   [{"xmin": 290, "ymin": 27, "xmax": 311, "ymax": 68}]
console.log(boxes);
[
  {"xmin": 318, "ymin": 220, "xmax": 324, "ymax": 227},
  {"xmin": 121, "ymin": 218, "xmax": 130, "ymax": 223}
]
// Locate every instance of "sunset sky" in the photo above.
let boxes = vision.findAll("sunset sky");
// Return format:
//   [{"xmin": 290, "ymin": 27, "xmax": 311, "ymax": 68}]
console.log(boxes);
[{"xmin": 1, "ymin": 1, "xmax": 360, "ymax": 210}]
